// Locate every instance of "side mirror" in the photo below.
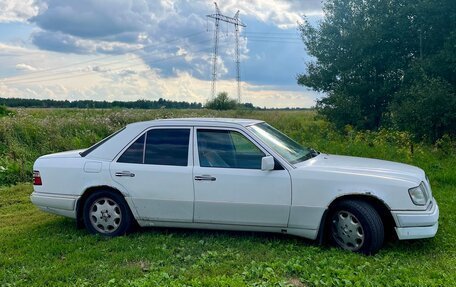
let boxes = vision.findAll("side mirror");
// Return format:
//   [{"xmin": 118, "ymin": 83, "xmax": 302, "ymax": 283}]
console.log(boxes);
[{"xmin": 261, "ymin": 155, "xmax": 275, "ymax": 171}]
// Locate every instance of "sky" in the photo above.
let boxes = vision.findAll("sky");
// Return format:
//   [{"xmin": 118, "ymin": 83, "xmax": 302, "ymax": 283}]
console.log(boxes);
[{"xmin": 0, "ymin": 0, "xmax": 324, "ymax": 108}]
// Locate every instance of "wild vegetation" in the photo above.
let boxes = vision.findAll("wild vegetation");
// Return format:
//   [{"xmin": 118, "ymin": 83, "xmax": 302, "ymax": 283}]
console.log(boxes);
[
  {"xmin": 0, "ymin": 95, "xmax": 257, "ymax": 111},
  {"xmin": 298, "ymin": 0, "xmax": 456, "ymax": 141},
  {"xmin": 0, "ymin": 108, "xmax": 455, "ymax": 286},
  {"xmin": 0, "ymin": 105, "xmax": 13, "ymax": 117},
  {"xmin": 204, "ymin": 92, "xmax": 256, "ymax": 110},
  {"xmin": 205, "ymin": 92, "xmax": 238, "ymax": 110},
  {"xmin": 1, "ymin": 107, "xmax": 454, "ymax": 186},
  {"xmin": 0, "ymin": 97, "xmax": 203, "ymax": 109}
]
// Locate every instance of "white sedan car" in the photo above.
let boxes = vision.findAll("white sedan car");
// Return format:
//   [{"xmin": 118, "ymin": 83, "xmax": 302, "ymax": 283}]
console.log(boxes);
[{"xmin": 31, "ymin": 118, "xmax": 439, "ymax": 254}]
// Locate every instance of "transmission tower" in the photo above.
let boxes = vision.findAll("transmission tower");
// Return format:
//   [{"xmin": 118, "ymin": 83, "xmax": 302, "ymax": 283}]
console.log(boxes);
[{"xmin": 207, "ymin": 2, "xmax": 246, "ymax": 103}]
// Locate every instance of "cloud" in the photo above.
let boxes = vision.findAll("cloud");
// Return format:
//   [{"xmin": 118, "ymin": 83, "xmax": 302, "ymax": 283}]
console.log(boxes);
[
  {"xmin": 223, "ymin": 0, "xmax": 323, "ymax": 29},
  {"xmin": 28, "ymin": 0, "xmax": 214, "ymax": 79},
  {"xmin": 0, "ymin": 0, "xmax": 41, "ymax": 23},
  {"xmin": 15, "ymin": 63, "xmax": 38, "ymax": 71},
  {"xmin": 30, "ymin": 0, "xmax": 195, "ymax": 44},
  {"xmin": 30, "ymin": 0, "xmax": 154, "ymax": 40},
  {"xmin": 29, "ymin": 0, "xmax": 322, "ymax": 43},
  {"xmin": 0, "ymin": 44, "xmax": 317, "ymax": 108},
  {"xmin": 31, "ymin": 30, "xmax": 143, "ymax": 54},
  {"xmin": 287, "ymin": 0, "xmax": 325, "ymax": 17},
  {"xmin": 26, "ymin": 0, "xmax": 321, "ymax": 80}
]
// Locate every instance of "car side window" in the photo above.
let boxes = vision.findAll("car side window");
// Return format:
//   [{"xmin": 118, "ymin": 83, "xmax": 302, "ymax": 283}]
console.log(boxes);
[
  {"xmin": 145, "ymin": 129, "xmax": 190, "ymax": 166},
  {"xmin": 197, "ymin": 129, "xmax": 265, "ymax": 169},
  {"xmin": 117, "ymin": 133, "xmax": 145, "ymax": 164}
]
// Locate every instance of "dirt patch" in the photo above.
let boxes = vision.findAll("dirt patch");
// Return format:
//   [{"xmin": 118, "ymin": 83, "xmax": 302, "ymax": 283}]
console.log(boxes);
[{"xmin": 287, "ymin": 277, "xmax": 306, "ymax": 287}]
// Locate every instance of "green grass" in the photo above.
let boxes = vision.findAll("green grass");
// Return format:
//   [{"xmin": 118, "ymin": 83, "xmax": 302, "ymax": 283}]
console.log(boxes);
[{"xmin": 1, "ymin": 108, "xmax": 455, "ymax": 286}]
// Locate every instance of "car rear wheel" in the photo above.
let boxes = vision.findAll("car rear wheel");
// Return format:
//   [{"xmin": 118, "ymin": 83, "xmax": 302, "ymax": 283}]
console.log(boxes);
[
  {"xmin": 329, "ymin": 200, "xmax": 384, "ymax": 255},
  {"xmin": 83, "ymin": 191, "xmax": 133, "ymax": 236}
]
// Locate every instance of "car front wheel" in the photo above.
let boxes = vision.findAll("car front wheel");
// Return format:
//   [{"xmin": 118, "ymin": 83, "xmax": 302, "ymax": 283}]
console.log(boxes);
[
  {"xmin": 329, "ymin": 200, "xmax": 384, "ymax": 255},
  {"xmin": 83, "ymin": 191, "xmax": 133, "ymax": 236}
]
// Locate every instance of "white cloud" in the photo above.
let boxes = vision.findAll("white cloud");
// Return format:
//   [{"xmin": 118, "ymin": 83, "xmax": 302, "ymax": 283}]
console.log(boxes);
[
  {"xmin": 15, "ymin": 63, "xmax": 38, "ymax": 71},
  {"xmin": 0, "ymin": 0, "xmax": 41, "ymax": 23},
  {"xmin": 24, "ymin": 0, "xmax": 320, "ymax": 79},
  {"xmin": 32, "ymin": 30, "xmax": 144, "ymax": 54},
  {"xmin": 222, "ymin": 0, "xmax": 323, "ymax": 28}
]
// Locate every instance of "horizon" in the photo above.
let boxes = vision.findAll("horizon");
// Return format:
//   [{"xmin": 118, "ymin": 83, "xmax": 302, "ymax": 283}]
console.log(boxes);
[{"xmin": 0, "ymin": 95, "xmax": 314, "ymax": 110}]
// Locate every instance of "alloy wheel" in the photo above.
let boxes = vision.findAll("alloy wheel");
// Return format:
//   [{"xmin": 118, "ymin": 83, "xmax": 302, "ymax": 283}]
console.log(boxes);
[
  {"xmin": 89, "ymin": 197, "xmax": 122, "ymax": 234},
  {"xmin": 331, "ymin": 210, "xmax": 365, "ymax": 251}
]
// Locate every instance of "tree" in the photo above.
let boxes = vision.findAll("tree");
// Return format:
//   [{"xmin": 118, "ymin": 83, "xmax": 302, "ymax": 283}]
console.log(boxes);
[
  {"xmin": 0, "ymin": 97, "xmax": 203, "ymax": 109},
  {"xmin": 205, "ymin": 92, "xmax": 237, "ymax": 110},
  {"xmin": 389, "ymin": 74, "xmax": 456, "ymax": 141},
  {"xmin": 298, "ymin": 0, "xmax": 456, "ymax": 137}
]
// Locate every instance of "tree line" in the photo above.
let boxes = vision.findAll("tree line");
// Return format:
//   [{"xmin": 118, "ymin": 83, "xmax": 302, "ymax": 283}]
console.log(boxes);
[
  {"xmin": 0, "ymin": 95, "xmax": 262, "ymax": 111},
  {"xmin": 298, "ymin": 0, "xmax": 455, "ymax": 142},
  {"xmin": 0, "ymin": 97, "xmax": 203, "ymax": 109}
]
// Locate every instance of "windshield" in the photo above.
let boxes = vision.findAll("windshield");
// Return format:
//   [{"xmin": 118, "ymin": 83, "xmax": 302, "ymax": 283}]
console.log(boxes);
[{"xmin": 248, "ymin": 122, "xmax": 316, "ymax": 164}]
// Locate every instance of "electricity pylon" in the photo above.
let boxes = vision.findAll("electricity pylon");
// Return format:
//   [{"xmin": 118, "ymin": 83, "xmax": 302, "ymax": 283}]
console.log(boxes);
[{"xmin": 207, "ymin": 2, "xmax": 246, "ymax": 103}]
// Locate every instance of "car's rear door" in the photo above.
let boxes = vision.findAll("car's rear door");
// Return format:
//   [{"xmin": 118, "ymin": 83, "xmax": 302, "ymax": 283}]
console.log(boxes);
[
  {"xmin": 110, "ymin": 126, "xmax": 194, "ymax": 222},
  {"xmin": 192, "ymin": 127, "xmax": 291, "ymax": 227}
]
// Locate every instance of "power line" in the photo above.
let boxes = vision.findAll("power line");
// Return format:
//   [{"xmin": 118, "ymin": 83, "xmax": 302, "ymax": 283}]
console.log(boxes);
[
  {"xmin": 2, "ymin": 30, "xmax": 301, "ymax": 84},
  {"xmin": 207, "ymin": 30, "xmax": 299, "ymax": 35},
  {"xmin": 1, "ymin": 31, "xmax": 206, "ymax": 83},
  {"xmin": 244, "ymin": 31, "xmax": 299, "ymax": 35},
  {"xmin": 1, "ymin": 35, "xmax": 303, "ymax": 87},
  {"xmin": 242, "ymin": 35, "xmax": 301, "ymax": 39},
  {"xmin": 1, "ymin": 23, "xmax": 305, "ymax": 88},
  {"xmin": 246, "ymin": 39, "xmax": 302, "ymax": 44},
  {"xmin": 7, "ymin": 46, "xmax": 212, "ymax": 85},
  {"xmin": 4, "ymin": 37, "xmax": 211, "ymax": 84}
]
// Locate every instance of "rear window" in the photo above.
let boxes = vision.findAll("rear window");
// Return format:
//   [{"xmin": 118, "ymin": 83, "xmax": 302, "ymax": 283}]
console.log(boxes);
[
  {"xmin": 117, "ymin": 134, "xmax": 145, "ymax": 164},
  {"xmin": 80, "ymin": 127, "xmax": 125, "ymax": 157},
  {"xmin": 117, "ymin": 128, "xmax": 190, "ymax": 166}
]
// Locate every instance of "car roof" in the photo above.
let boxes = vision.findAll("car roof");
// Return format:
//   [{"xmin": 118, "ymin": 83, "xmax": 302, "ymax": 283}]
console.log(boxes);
[
  {"xmin": 85, "ymin": 117, "xmax": 264, "ymax": 161},
  {"xmin": 126, "ymin": 117, "xmax": 264, "ymax": 128}
]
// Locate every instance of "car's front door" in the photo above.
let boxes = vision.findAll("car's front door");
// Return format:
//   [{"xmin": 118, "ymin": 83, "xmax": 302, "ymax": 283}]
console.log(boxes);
[
  {"xmin": 110, "ymin": 127, "xmax": 194, "ymax": 222},
  {"xmin": 193, "ymin": 127, "xmax": 292, "ymax": 227}
]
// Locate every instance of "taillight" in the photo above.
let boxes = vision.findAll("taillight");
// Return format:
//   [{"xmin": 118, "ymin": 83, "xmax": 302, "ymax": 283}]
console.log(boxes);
[{"xmin": 33, "ymin": 170, "xmax": 42, "ymax": 185}]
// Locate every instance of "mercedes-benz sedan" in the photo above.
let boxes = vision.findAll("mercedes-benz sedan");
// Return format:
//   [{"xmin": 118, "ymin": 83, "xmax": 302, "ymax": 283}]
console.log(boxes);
[{"xmin": 31, "ymin": 118, "xmax": 439, "ymax": 254}]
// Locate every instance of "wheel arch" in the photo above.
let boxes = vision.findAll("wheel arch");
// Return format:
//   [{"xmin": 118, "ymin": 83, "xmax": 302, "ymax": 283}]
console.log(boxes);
[
  {"xmin": 317, "ymin": 193, "xmax": 396, "ymax": 244},
  {"xmin": 76, "ymin": 185, "xmax": 133, "ymax": 226}
]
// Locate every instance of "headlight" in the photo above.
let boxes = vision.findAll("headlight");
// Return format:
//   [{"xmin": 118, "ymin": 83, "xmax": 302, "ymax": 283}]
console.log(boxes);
[
  {"xmin": 408, "ymin": 182, "xmax": 428, "ymax": 205},
  {"xmin": 425, "ymin": 175, "xmax": 433, "ymax": 199}
]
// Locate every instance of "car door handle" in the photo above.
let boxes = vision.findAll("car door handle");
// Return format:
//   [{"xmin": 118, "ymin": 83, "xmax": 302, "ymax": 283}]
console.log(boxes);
[
  {"xmin": 194, "ymin": 175, "xmax": 216, "ymax": 181},
  {"xmin": 115, "ymin": 171, "xmax": 135, "ymax": 177}
]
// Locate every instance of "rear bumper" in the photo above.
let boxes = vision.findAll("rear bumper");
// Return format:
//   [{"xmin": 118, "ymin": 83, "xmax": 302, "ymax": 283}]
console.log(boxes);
[
  {"xmin": 392, "ymin": 199, "xmax": 439, "ymax": 240},
  {"xmin": 31, "ymin": 192, "xmax": 79, "ymax": 218}
]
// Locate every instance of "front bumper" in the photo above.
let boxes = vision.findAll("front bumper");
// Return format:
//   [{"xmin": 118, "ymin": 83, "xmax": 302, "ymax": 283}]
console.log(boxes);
[
  {"xmin": 392, "ymin": 199, "xmax": 439, "ymax": 240},
  {"xmin": 31, "ymin": 191, "xmax": 79, "ymax": 218}
]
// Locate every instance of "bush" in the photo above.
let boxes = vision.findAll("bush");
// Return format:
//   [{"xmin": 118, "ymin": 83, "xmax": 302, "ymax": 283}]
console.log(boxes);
[
  {"xmin": 205, "ymin": 92, "xmax": 237, "ymax": 110},
  {"xmin": 0, "ymin": 105, "xmax": 13, "ymax": 117}
]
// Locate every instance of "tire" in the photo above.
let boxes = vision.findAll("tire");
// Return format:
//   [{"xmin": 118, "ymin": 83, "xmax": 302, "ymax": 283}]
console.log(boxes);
[
  {"xmin": 83, "ymin": 190, "xmax": 133, "ymax": 236},
  {"xmin": 328, "ymin": 200, "xmax": 384, "ymax": 255}
]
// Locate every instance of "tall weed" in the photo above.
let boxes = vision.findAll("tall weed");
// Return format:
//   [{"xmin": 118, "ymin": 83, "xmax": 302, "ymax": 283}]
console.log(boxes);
[{"xmin": 1, "ymin": 108, "xmax": 455, "ymax": 185}]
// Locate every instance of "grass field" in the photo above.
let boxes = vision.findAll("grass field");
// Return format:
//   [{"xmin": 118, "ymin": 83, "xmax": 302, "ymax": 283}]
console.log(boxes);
[{"xmin": 0, "ymin": 108, "xmax": 455, "ymax": 286}]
